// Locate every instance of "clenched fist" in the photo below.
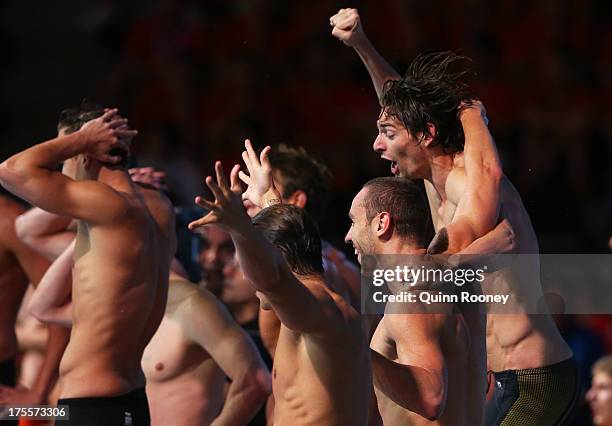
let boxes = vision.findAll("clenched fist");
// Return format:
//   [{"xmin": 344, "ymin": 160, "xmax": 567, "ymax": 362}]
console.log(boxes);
[{"xmin": 330, "ymin": 8, "xmax": 366, "ymax": 47}]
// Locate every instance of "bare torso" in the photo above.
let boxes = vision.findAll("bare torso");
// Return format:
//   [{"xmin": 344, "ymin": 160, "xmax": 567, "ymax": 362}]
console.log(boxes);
[
  {"xmin": 143, "ymin": 279, "xmax": 225, "ymax": 426},
  {"xmin": 58, "ymin": 183, "xmax": 174, "ymax": 398},
  {"xmin": 370, "ymin": 307, "xmax": 486, "ymax": 426},
  {"xmin": 435, "ymin": 162, "xmax": 571, "ymax": 371},
  {"xmin": 271, "ymin": 279, "xmax": 371, "ymax": 425},
  {"xmin": 0, "ymin": 197, "xmax": 30, "ymax": 363}
]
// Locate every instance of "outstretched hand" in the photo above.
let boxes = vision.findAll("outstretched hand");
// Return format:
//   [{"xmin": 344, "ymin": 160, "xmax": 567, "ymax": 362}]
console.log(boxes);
[
  {"xmin": 238, "ymin": 139, "xmax": 282, "ymax": 213},
  {"xmin": 188, "ymin": 161, "xmax": 248, "ymax": 233},
  {"xmin": 79, "ymin": 109, "xmax": 138, "ymax": 164}
]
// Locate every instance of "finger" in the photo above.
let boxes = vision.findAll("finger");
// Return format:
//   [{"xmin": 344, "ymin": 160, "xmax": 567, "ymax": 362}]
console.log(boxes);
[
  {"xmin": 229, "ymin": 164, "xmax": 242, "ymax": 193},
  {"xmin": 238, "ymin": 170, "xmax": 251, "ymax": 185},
  {"xmin": 108, "ymin": 118, "xmax": 128, "ymax": 129},
  {"xmin": 101, "ymin": 108, "xmax": 119, "ymax": 122},
  {"xmin": 214, "ymin": 161, "xmax": 230, "ymax": 192},
  {"xmin": 205, "ymin": 176, "xmax": 224, "ymax": 202},
  {"xmin": 260, "ymin": 145, "xmax": 272, "ymax": 169},
  {"xmin": 245, "ymin": 139, "xmax": 260, "ymax": 167},
  {"xmin": 241, "ymin": 150, "xmax": 253, "ymax": 174},
  {"xmin": 188, "ymin": 213, "xmax": 217, "ymax": 231},
  {"xmin": 115, "ymin": 129, "xmax": 138, "ymax": 138},
  {"xmin": 194, "ymin": 195, "xmax": 218, "ymax": 211}
]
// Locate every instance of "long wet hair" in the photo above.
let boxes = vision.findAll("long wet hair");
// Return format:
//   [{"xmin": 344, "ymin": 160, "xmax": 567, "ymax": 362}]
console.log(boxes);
[{"xmin": 380, "ymin": 51, "xmax": 476, "ymax": 152}]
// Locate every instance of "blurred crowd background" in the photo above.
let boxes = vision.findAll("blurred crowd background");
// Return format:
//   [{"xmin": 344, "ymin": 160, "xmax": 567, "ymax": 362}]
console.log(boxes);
[{"xmin": 1, "ymin": 0, "xmax": 611, "ymax": 424}]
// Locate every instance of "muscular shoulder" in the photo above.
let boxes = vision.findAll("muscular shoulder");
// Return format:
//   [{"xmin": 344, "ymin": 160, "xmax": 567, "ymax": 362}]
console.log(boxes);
[{"xmin": 304, "ymin": 279, "xmax": 361, "ymax": 335}]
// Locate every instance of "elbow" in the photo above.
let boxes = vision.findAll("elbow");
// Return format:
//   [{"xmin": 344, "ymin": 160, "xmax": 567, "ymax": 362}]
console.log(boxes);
[
  {"xmin": 14, "ymin": 214, "xmax": 33, "ymax": 243},
  {"xmin": 0, "ymin": 158, "xmax": 26, "ymax": 191},
  {"xmin": 483, "ymin": 162, "xmax": 503, "ymax": 184},
  {"xmin": 241, "ymin": 366, "xmax": 272, "ymax": 408},
  {"xmin": 421, "ymin": 387, "xmax": 446, "ymax": 421}
]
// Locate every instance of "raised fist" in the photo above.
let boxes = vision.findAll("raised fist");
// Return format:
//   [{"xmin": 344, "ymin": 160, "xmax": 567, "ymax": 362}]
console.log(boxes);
[{"xmin": 330, "ymin": 8, "xmax": 366, "ymax": 47}]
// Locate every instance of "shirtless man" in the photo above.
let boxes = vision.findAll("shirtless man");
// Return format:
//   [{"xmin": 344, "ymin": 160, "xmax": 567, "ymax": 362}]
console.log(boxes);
[
  {"xmin": 0, "ymin": 193, "xmax": 70, "ymax": 426},
  {"xmin": 188, "ymin": 161, "xmax": 372, "ymax": 425},
  {"xmin": 346, "ymin": 176, "xmax": 487, "ymax": 425},
  {"xmin": 0, "ymin": 107, "xmax": 175, "ymax": 425},
  {"xmin": 331, "ymin": 8, "xmax": 578, "ymax": 424},
  {"xmin": 28, "ymin": 243, "xmax": 271, "ymax": 426}
]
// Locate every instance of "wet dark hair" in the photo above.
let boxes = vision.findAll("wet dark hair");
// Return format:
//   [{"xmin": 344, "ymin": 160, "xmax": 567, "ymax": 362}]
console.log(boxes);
[
  {"xmin": 380, "ymin": 51, "xmax": 476, "ymax": 152},
  {"xmin": 252, "ymin": 204, "xmax": 324, "ymax": 276},
  {"xmin": 57, "ymin": 100, "xmax": 129, "ymax": 167},
  {"xmin": 362, "ymin": 177, "xmax": 430, "ymax": 247},
  {"xmin": 268, "ymin": 144, "xmax": 332, "ymax": 223}
]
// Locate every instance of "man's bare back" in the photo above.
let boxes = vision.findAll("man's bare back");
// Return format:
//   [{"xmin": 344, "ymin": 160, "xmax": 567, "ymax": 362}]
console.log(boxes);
[
  {"xmin": 59, "ymin": 178, "xmax": 175, "ymax": 398},
  {"xmin": 269, "ymin": 276, "xmax": 371, "ymax": 425}
]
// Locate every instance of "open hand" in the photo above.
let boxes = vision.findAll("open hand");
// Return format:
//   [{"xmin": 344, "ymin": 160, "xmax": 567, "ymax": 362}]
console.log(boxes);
[
  {"xmin": 188, "ymin": 161, "xmax": 247, "ymax": 233},
  {"xmin": 238, "ymin": 139, "xmax": 282, "ymax": 213}
]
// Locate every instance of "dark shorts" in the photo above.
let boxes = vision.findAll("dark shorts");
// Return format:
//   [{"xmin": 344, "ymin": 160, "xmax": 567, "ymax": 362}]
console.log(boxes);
[
  {"xmin": 57, "ymin": 388, "xmax": 150, "ymax": 426},
  {"xmin": 485, "ymin": 357, "xmax": 579, "ymax": 426},
  {"xmin": 0, "ymin": 359, "xmax": 17, "ymax": 426}
]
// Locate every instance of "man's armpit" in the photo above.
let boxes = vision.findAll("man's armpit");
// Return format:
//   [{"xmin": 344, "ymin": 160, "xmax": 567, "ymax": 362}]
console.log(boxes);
[{"xmin": 427, "ymin": 228, "xmax": 449, "ymax": 255}]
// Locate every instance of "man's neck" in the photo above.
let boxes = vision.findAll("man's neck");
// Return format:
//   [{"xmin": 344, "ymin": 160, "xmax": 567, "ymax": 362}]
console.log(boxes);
[
  {"xmin": 98, "ymin": 167, "xmax": 132, "ymax": 192},
  {"xmin": 423, "ymin": 148, "xmax": 457, "ymax": 202},
  {"xmin": 378, "ymin": 238, "xmax": 427, "ymax": 257},
  {"xmin": 229, "ymin": 300, "xmax": 259, "ymax": 326}
]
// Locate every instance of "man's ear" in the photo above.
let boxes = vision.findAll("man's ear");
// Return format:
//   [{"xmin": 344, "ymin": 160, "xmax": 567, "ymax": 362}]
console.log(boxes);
[
  {"xmin": 373, "ymin": 212, "xmax": 392, "ymax": 238},
  {"xmin": 287, "ymin": 190, "xmax": 307, "ymax": 209},
  {"xmin": 421, "ymin": 122, "xmax": 437, "ymax": 148}
]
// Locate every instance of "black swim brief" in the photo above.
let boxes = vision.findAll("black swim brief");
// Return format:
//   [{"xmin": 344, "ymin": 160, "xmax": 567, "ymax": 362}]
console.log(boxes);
[
  {"xmin": 485, "ymin": 357, "xmax": 579, "ymax": 425},
  {"xmin": 57, "ymin": 388, "xmax": 150, "ymax": 426}
]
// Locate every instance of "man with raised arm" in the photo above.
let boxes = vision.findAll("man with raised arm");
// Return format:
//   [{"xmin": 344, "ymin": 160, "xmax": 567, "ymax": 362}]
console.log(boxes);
[
  {"xmin": 188, "ymin": 160, "xmax": 372, "ymax": 425},
  {"xmin": 0, "ymin": 108, "xmax": 175, "ymax": 425},
  {"xmin": 25, "ymin": 165, "xmax": 272, "ymax": 426},
  {"xmin": 331, "ymin": 8, "xmax": 578, "ymax": 424}
]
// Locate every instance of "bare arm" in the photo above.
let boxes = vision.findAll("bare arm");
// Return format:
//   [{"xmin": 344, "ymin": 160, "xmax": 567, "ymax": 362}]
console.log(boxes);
[
  {"xmin": 371, "ymin": 313, "xmax": 448, "ymax": 420},
  {"xmin": 0, "ymin": 110, "xmax": 135, "ymax": 223},
  {"xmin": 189, "ymin": 161, "xmax": 338, "ymax": 334},
  {"xmin": 15, "ymin": 208, "xmax": 74, "ymax": 260},
  {"xmin": 180, "ymin": 289, "xmax": 270, "ymax": 426},
  {"xmin": 330, "ymin": 8, "xmax": 401, "ymax": 99},
  {"xmin": 428, "ymin": 104, "xmax": 503, "ymax": 254},
  {"xmin": 28, "ymin": 240, "xmax": 74, "ymax": 328}
]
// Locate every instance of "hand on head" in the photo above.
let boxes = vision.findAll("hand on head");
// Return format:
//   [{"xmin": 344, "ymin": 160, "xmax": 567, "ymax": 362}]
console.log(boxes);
[
  {"xmin": 330, "ymin": 8, "xmax": 365, "ymax": 47},
  {"xmin": 79, "ymin": 108, "xmax": 138, "ymax": 164},
  {"xmin": 188, "ymin": 161, "xmax": 246, "ymax": 233},
  {"xmin": 238, "ymin": 139, "xmax": 282, "ymax": 214}
]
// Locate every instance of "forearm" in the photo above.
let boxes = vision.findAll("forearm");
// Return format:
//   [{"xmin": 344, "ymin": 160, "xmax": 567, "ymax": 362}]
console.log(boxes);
[
  {"xmin": 231, "ymin": 225, "xmax": 284, "ymax": 293},
  {"xmin": 212, "ymin": 374, "xmax": 268, "ymax": 426},
  {"xmin": 353, "ymin": 38, "xmax": 401, "ymax": 100},
  {"xmin": 460, "ymin": 111, "xmax": 502, "ymax": 175},
  {"xmin": 30, "ymin": 325, "xmax": 70, "ymax": 403},
  {"xmin": 371, "ymin": 350, "xmax": 445, "ymax": 420},
  {"xmin": 29, "ymin": 241, "xmax": 74, "ymax": 326},
  {"xmin": 15, "ymin": 208, "xmax": 74, "ymax": 259}
]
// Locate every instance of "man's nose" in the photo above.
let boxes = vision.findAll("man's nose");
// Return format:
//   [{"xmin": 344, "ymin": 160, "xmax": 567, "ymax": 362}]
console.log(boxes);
[{"xmin": 373, "ymin": 135, "xmax": 386, "ymax": 153}]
